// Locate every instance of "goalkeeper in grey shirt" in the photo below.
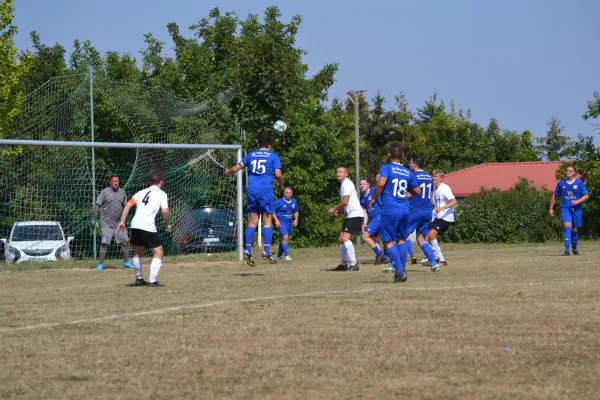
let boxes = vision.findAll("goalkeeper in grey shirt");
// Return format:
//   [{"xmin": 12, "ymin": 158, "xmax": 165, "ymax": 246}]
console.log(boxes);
[{"xmin": 94, "ymin": 176, "xmax": 133, "ymax": 271}]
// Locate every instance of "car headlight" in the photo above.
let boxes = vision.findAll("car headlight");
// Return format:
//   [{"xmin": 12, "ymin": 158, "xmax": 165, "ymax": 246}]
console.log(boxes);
[
  {"xmin": 55, "ymin": 244, "xmax": 68, "ymax": 258},
  {"xmin": 6, "ymin": 246, "xmax": 20, "ymax": 263}
]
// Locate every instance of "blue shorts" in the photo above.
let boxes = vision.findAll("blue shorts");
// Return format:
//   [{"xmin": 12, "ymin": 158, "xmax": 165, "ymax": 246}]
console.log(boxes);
[
  {"xmin": 380, "ymin": 211, "xmax": 409, "ymax": 242},
  {"xmin": 279, "ymin": 222, "xmax": 293, "ymax": 237},
  {"xmin": 365, "ymin": 216, "xmax": 381, "ymax": 236},
  {"xmin": 561, "ymin": 207, "xmax": 582, "ymax": 228},
  {"xmin": 406, "ymin": 208, "xmax": 432, "ymax": 238},
  {"xmin": 247, "ymin": 191, "xmax": 274, "ymax": 215}
]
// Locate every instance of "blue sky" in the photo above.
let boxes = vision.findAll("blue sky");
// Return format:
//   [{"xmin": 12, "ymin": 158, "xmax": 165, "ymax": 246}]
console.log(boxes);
[{"xmin": 12, "ymin": 0, "xmax": 600, "ymax": 141}]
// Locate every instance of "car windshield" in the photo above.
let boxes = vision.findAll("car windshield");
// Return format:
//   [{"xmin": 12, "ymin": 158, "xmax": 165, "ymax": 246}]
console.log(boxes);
[
  {"xmin": 190, "ymin": 209, "xmax": 232, "ymax": 230},
  {"xmin": 11, "ymin": 224, "xmax": 64, "ymax": 241}
]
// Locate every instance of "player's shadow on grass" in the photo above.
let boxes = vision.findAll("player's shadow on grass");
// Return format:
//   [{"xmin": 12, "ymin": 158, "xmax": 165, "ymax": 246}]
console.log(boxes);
[{"xmin": 233, "ymin": 273, "xmax": 264, "ymax": 277}]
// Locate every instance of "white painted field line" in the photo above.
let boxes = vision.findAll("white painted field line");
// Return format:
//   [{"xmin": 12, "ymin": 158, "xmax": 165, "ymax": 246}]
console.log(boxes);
[{"xmin": 1, "ymin": 279, "xmax": 597, "ymax": 332}]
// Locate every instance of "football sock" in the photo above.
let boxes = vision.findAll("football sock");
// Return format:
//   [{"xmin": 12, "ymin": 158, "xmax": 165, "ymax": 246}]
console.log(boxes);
[
  {"xmin": 397, "ymin": 242, "xmax": 408, "ymax": 271},
  {"xmin": 98, "ymin": 246, "xmax": 108, "ymax": 263},
  {"xmin": 564, "ymin": 226, "xmax": 572, "ymax": 253},
  {"xmin": 405, "ymin": 239, "xmax": 415, "ymax": 257},
  {"xmin": 344, "ymin": 240, "xmax": 357, "ymax": 266},
  {"xmin": 245, "ymin": 226, "xmax": 255, "ymax": 255},
  {"xmin": 263, "ymin": 227, "xmax": 273, "ymax": 254},
  {"xmin": 149, "ymin": 258, "xmax": 162, "ymax": 283},
  {"xmin": 420, "ymin": 241, "xmax": 437, "ymax": 266},
  {"xmin": 132, "ymin": 256, "xmax": 143, "ymax": 280},
  {"xmin": 571, "ymin": 230, "xmax": 578, "ymax": 251},
  {"xmin": 282, "ymin": 243, "xmax": 290, "ymax": 256},
  {"xmin": 430, "ymin": 239, "xmax": 445, "ymax": 262},
  {"xmin": 120, "ymin": 245, "xmax": 129, "ymax": 262},
  {"xmin": 386, "ymin": 245, "xmax": 402, "ymax": 273},
  {"xmin": 277, "ymin": 243, "xmax": 283, "ymax": 257},
  {"xmin": 340, "ymin": 244, "xmax": 348, "ymax": 265},
  {"xmin": 373, "ymin": 245, "xmax": 382, "ymax": 256}
]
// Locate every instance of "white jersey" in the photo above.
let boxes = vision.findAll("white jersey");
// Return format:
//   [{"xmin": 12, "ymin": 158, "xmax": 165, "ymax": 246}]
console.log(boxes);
[
  {"xmin": 130, "ymin": 185, "xmax": 169, "ymax": 232},
  {"xmin": 433, "ymin": 182, "xmax": 455, "ymax": 222},
  {"xmin": 340, "ymin": 178, "xmax": 364, "ymax": 218}
]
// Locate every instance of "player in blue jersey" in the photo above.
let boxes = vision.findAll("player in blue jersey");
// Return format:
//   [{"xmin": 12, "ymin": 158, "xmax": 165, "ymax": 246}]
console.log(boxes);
[
  {"xmin": 225, "ymin": 134, "xmax": 283, "ymax": 267},
  {"xmin": 273, "ymin": 187, "xmax": 299, "ymax": 261},
  {"xmin": 370, "ymin": 144, "xmax": 420, "ymax": 283},
  {"xmin": 405, "ymin": 157, "xmax": 439, "ymax": 271},
  {"xmin": 549, "ymin": 165, "xmax": 589, "ymax": 256},
  {"xmin": 359, "ymin": 177, "xmax": 388, "ymax": 264}
]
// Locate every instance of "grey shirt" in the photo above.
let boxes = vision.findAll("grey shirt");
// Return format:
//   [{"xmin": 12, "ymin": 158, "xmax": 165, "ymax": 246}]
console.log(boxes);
[{"xmin": 96, "ymin": 187, "xmax": 127, "ymax": 228}]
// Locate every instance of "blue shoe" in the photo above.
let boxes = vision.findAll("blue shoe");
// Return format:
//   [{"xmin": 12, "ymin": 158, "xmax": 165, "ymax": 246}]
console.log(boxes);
[
  {"xmin": 122, "ymin": 261, "xmax": 134, "ymax": 269},
  {"xmin": 96, "ymin": 263, "xmax": 104, "ymax": 271}
]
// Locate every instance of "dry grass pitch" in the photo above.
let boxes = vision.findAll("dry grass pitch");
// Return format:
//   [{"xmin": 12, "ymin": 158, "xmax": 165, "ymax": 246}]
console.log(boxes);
[{"xmin": 1, "ymin": 243, "xmax": 599, "ymax": 399}]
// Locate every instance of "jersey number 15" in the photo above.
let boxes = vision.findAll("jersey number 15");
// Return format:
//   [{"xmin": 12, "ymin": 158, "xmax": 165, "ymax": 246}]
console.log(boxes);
[{"xmin": 250, "ymin": 159, "xmax": 266, "ymax": 174}]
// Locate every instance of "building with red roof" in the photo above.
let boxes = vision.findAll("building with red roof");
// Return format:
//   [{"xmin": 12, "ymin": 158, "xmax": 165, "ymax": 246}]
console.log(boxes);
[{"xmin": 442, "ymin": 161, "xmax": 563, "ymax": 199}]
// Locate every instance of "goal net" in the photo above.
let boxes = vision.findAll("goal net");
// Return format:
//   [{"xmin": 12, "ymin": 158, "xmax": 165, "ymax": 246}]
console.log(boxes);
[{"xmin": 0, "ymin": 73, "xmax": 243, "ymax": 263}]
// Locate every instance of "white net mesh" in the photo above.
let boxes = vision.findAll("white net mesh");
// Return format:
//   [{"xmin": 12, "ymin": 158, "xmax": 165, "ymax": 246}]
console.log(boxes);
[{"xmin": 0, "ymin": 73, "xmax": 241, "ymax": 263}]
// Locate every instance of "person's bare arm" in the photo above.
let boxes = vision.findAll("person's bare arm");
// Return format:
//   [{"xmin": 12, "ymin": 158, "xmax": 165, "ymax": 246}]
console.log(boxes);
[
  {"xmin": 162, "ymin": 208, "xmax": 171, "ymax": 232},
  {"xmin": 549, "ymin": 193, "xmax": 556, "ymax": 216},
  {"xmin": 275, "ymin": 169, "xmax": 283, "ymax": 192},
  {"xmin": 293, "ymin": 211, "xmax": 299, "ymax": 227},
  {"xmin": 117, "ymin": 202, "xmax": 134, "ymax": 232},
  {"xmin": 224, "ymin": 164, "xmax": 243, "ymax": 175},
  {"xmin": 93, "ymin": 204, "xmax": 100, "ymax": 217},
  {"xmin": 328, "ymin": 195, "xmax": 349, "ymax": 214}
]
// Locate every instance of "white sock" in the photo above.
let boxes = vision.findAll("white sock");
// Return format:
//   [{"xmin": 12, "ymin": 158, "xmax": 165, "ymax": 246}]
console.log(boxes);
[
  {"xmin": 430, "ymin": 239, "xmax": 445, "ymax": 261},
  {"xmin": 149, "ymin": 258, "xmax": 162, "ymax": 283},
  {"xmin": 132, "ymin": 256, "xmax": 143, "ymax": 279},
  {"xmin": 339, "ymin": 244, "xmax": 348, "ymax": 265},
  {"xmin": 344, "ymin": 240, "xmax": 357, "ymax": 266}
]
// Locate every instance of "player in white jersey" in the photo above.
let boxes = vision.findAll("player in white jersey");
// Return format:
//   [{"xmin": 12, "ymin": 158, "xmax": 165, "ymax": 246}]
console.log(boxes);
[
  {"xmin": 327, "ymin": 167, "xmax": 364, "ymax": 271},
  {"xmin": 422, "ymin": 169, "xmax": 457, "ymax": 266},
  {"xmin": 117, "ymin": 171, "xmax": 171, "ymax": 287}
]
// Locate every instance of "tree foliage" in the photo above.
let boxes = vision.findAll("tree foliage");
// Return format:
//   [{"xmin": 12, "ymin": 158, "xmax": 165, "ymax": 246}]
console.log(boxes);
[{"xmin": 8, "ymin": 3, "xmax": 600, "ymax": 246}]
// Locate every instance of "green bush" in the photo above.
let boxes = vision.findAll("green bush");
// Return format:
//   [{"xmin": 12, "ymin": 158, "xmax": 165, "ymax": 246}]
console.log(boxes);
[{"xmin": 449, "ymin": 179, "xmax": 563, "ymax": 243}]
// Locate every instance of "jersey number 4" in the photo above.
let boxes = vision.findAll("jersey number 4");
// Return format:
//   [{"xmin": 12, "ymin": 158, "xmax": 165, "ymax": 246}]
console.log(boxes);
[
  {"xmin": 250, "ymin": 159, "xmax": 266, "ymax": 174},
  {"xmin": 142, "ymin": 191, "xmax": 151, "ymax": 205}
]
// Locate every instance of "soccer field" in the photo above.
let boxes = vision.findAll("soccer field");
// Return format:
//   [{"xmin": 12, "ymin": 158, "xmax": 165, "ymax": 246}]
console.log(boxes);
[{"xmin": 1, "ymin": 243, "xmax": 599, "ymax": 399}]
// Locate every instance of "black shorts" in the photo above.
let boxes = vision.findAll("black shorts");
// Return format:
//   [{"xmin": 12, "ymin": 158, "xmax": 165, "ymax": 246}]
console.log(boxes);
[
  {"xmin": 131, "ymin": 228, "xmax": 163, "ymax": 248},
  {"xmin": 342, "ymin": 217, "xmax": 363, "ymax": 235},
  {"xmin": 430, "ymin": 219, "xmax": 455, "ymax": 235}
]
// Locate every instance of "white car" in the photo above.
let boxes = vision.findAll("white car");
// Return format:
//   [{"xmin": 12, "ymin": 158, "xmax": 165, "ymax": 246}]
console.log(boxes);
[{"xmin": 1, "ymin": 221, "xmax": 74, "ymax": 264}]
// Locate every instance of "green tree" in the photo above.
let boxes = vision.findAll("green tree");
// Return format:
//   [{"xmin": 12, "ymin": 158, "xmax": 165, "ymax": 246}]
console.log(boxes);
[
  {"xmin": 518, "ymin": 130, "xmax": 539, "ymax": 161},
  {"xmin": 0, "ymin": 0, "xmax": 32, "ymax": 137},
  {"xmin": 582, "ymin": 91, "xmax": 600, "ymax": 121},
  {"xmin": 537, "ymin": 115, "xmax": 570, "ymax": 161}
]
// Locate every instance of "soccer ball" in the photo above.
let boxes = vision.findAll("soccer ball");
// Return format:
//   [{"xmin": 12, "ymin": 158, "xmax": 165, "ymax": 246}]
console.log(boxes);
[{"xmin": 273, "ymin": 120, "xmax": 287, "ymax": 134}]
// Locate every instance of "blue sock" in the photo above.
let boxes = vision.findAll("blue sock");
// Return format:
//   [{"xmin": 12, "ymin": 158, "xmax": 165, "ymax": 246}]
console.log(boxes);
[
  {"xmin": 564, "ymin": 226, "xmax": 572, "ymax": 253},
  {"xmin": 277, "ymin": 243, "xmax": 283, "ymax": 257},
  {"xmin": 245, "ymin": 226, "xmax": 256, "ymax": 255},
  {"xmin": 406, "ymin": 239, "xmax": 415, "ymax": 257},
  {"xmin": 263, "ymin": 227, "xmax": 273, "ymax": 254},
  {"xmin": 282, "ymin": 243, "xmax": 289, "ymax": 256},
  {"xmin": 571, "ymin": 230, "xmax": 578, "ymax": 251},
  {"xmin": 386, "ymin": 245, "xmax": 402, "ymax": 273},
  {"xmin": 396, "ymin": 242, "xmax": 408, "ymax": 273},
  {"xmin": 373, "ymin": 245, "xmax": 382, "ymax": 256},
  {"xmin": 420, "ymin": 242, "xmax": 437, "ymax": 266}
]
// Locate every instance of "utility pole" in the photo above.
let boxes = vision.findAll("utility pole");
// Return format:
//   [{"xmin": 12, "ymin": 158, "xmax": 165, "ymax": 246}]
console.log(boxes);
[
  {"xmin": 347, "ymin": 90, "xmax": 366, "ymax": 245},
  {"xmin": 347, "ymin": 90, "xmax": 366, "ymax": 192}
]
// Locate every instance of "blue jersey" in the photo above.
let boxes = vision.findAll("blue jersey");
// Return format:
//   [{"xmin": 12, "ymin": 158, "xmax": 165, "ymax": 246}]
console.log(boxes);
[
  {"xmin": 410, "ymin": 170, "xmax": 434, "ymax": 210},
  {"xmin": 241, "ymin": 149, "xmax": 282, "ymax": 193},
  {"xmin": 275, "ymin": 197, "xmax": 298, "ymax": 223},
  {"xmin": 378, "ymin": 163, "xmax": 418, "ymax": 213},
  {"xmin": 554, "ymin": 179, "xmax": 588, "ymax": 210},
  {"xmin": 360, "ymin": 186, "xmax": 382, "ymax": 219}
]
